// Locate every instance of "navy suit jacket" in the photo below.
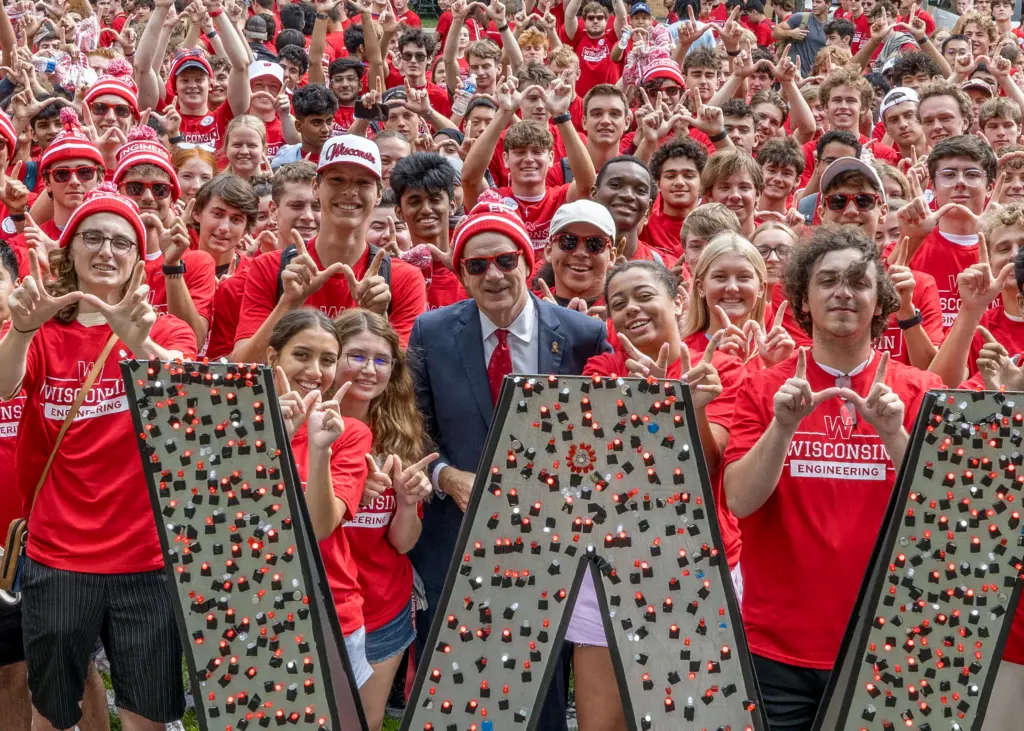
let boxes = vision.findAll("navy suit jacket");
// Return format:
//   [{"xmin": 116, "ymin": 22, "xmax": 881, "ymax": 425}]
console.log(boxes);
[{"xmin": 407, "ymin": 294, "xmax": 612, "ymax": 594}]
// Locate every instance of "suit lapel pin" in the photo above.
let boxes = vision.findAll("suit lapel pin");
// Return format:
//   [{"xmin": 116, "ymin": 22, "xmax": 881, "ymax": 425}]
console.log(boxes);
[{"xmin": 551, "ymin": 342, "xmax": 559, "ymax": 354}]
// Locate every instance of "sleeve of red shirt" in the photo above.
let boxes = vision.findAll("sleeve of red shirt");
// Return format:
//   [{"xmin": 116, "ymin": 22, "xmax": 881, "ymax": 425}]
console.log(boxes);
[
  {"xmin": 332, "ymin": 418, "xmax": 373, "ymax": 521},
  {"xmin": 755, "ymin": 21, "xmax": 774, "ymax": 47},
  {"xmin": 705, "ymin": 353, "xmax": 746, "ymax": 430},
  {"xmin": 721, "ymin": 370, "xmax": 773, "ymax": 469},
  {"xmin": 182, "ymin": 250, "xmax": 218, "ymax": 324},
  {"xmin": 151, "ymin": 314, "xmax": 202, "ymax": 357},
  {"xmin": 435, "ymin": 11, "xmax": 453, "ymax": 48},
  {"xmin": 387, "ymin": 259, "xmax": 428, "ymax": 348},
  {"xmin": 914, "ymin": 271, "xmax": 945, "ymax": 346},
  {"xmin": 427, "ymin": 84, "xmax": 453, "ymax": 118},
  {"xmin": 582, "ymin": 352, "xmax": 620, "ymax": 376},
  {"xmin": 234, "ymin": 250, "xmax": 285, "ymax": 344}
]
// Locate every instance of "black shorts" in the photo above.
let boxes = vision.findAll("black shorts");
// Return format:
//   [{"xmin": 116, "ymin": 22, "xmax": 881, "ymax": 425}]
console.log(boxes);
[
  {"xmin": 0, "ymin": 597, "xmax": 24, "ymax": 666},
  {"xmin": 20, "ymin": 557, "xmax": 185, "ymax": 729},
  {"xmin": 751, "ymin": 653, "xmax": 831, "ymax": 731}
]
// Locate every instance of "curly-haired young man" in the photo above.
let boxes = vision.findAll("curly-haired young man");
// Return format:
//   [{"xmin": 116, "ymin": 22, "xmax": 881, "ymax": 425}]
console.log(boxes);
[{"xmin": 723, "ymin": 224, "xmax": 943, "ymax": 731}]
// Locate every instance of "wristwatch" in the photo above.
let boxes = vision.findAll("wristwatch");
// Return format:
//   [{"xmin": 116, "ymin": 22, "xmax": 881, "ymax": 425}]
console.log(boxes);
[
  {"xmin": 163, "ymin": 260, "xmax": 187, "ymax": 278},
  {"xmin": 897, "ymin": 308, "xmax": 922, "ymax": 330}
]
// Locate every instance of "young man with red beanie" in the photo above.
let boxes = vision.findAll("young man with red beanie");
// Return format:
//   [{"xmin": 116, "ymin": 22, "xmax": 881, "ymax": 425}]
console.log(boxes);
[
  {"xmin": 33, "ymin": 109, "xmax": 106, "ymax": 242},
  {"xmin": 231, "ymin": 134, "xmax": 427, "ymax": 362},
  {"xmin": 133, "ymin": 0, "xmax": 252, "ymax": 149},
  {"xmin": 113, "ymin": 128, "xmax": 217, "ymax": 350}
]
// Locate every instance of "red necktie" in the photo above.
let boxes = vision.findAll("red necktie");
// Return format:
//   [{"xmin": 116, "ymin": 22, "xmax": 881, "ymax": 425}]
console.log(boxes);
[{"xmin": 487, "ymin": 329, "xmax": 512, "ymax": 405}]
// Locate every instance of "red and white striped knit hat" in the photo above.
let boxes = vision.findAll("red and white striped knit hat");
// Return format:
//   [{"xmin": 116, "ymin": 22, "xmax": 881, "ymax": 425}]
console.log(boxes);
[
  {"xmin": 451, "ymin": 191, "xmax": 535, "ymax": 273},
  {"xmin": 84, "ymin": 58, "xmax": 140, "ymax": 115},
  {"xmin": 58, "ymin": 183, "xmax": 147, "ymax": 250},
  {"xmin": 0, "ymin": 109, "xmax": 15, "ymax": 158},
  {"xmin": 40, "ymin": 107, "xmax": 104, "ymax": 173},
  {"xmin": 113, "ymin": 126, "xmax": 180, "ymax": 200}
]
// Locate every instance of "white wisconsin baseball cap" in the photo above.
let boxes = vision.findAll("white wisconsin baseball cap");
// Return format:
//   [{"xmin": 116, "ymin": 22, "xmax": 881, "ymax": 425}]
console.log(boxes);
[
  {"xmin": 880, "ymin": 86, "xmax": 920, "ymax": 117},
  {"xmin": 248, "ymin": 61, "xmax": 284, "ymax": 85},
  {"xmin": 549, "ymin": 200, "xmax": 617, "ymax": 240},
  {"xmin": 317, "ymin": 135, "xmax": 382, "ymax": 179}
]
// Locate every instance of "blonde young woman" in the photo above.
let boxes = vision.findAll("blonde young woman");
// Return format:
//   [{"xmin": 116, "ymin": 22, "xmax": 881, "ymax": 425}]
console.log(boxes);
[
  {"xmin": 681, "ymin": 232, "xmax": 796, "ymax": 371},
  {"xmin": 222, "ymin": 115, "xmax": 268, "ymax": 179}
]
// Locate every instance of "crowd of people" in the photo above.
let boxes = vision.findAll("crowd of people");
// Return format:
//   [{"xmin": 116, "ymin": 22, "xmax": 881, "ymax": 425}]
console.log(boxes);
[{"xmin": 0, "ymin": 0, "xmax": 1023, "ymax": 727}]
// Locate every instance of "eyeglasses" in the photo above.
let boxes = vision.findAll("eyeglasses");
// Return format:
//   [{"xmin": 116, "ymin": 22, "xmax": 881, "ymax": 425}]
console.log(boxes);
[
  {"xmin": 175, "ymin": 142, "xmax": 216, "ymax": 152},
  {"xmin": 554, "ymin": 232, "xmax": 610, "ymax": 255},
  {"xmin": 123, "ymin": 181, "xmax": 173, "ymax": 199},
  {"xmin": 76, "ymin": 230, "xmax": 135, "ymax": 254},
  {"xmin": 825, "ymin": 193, "xmax": 881, "ymax": 211},
  {"xmin": 647, "ymin": 84, "xmax": 682, "ymax": 97},
  {"xmin": 462, "ymin": 251, "xmax": 522, "ymax": 276},
  {"xmin": 48, "ymin": 166, "xmax": 99, "ymax": 183},
  {"xmin": 585, "ymin": 14, "xmax": 606, "ymax": 20},
  {"xmin": 344, "ymin": 352, "xmax": 395, "ymax": 373},
  {"xmin": 935, "ymin": 168, "xmax": 987, "ymax": 188},
  {"xmin": 90, "ymin": 102, "xmax": 133, "ymax": 119},
  {"xmin": 756, "ymin": 244, "xmax": 793, "ymax": 260},
  {"xmin": 173, "ymin": 47, "xmax": 207, "ymax": 61},
  {"xmin": 401, "ymin": 51, "xmax": 428, "ymax": 62}
]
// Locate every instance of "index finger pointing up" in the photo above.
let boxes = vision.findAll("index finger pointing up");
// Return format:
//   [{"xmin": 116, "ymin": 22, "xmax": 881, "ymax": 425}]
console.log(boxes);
[
  {"xmin": 274, "ymin": 365, "xmax": 291, "ymax": 396},
  {"xmin": 873, "ymin": 350, "xmax": 890, "ymax": 385},
  {"xmin": 291, "ymin": 229, "xmax": 309, "ymax": 259},
  {"xmin": 978, "ymin": 232, "xmax": 989, "ymax": 267},
  {"xmin": 795, "ymin": 346, "xmax": 807, "ymax": 380},
  {"xmin": 367, "ymin": 246, "xmax": 388, "ymax": 278},
  {"xmin": 703, "ymin": 329, "xmax": 723, "ymax": 363},
  {"xmin": 772, "ymin": 300, "xmax": 788, "ymax": 329},
  {"xmin": 894, "ymin": 236, "xmax": 909, "ymax": 268}
]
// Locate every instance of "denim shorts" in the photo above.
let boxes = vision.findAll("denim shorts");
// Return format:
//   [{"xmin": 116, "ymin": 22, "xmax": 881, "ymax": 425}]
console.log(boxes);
[{"xmin": 364, "ymin": 599, "xmax": 415, "ymax": 665}]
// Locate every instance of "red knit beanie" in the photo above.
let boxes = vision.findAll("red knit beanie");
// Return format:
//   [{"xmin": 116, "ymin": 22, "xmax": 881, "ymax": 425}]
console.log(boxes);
[
  {"xmin": 451, "ymin": 193, "xmax": 535, "ymax": 274},
  {"xmin": 113, "ymin": 126, "xmax": 181, "ymax": 200},
  {"xmin": 59, "ymin": 183, "xmax": 147, "ymax": 251},
  {"xmin": 40, "ymin": 108, "xmax": 104, "ymax": 173},
  {"xmin": 84, "ymin": 58, "xmax": 140, "ymax": 115}
]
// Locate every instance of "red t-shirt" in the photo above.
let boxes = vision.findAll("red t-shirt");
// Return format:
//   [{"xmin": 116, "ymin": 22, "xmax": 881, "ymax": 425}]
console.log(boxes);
[
  {"xmin": 967, "ymin": 302, "xmax": 1024, "ymax": 376},
  {"xmin": 0, "ymin": 389, "xmax": 28, "ymax": 531},
  {"xmin": 18, "ymin": 315, "xmax": 196, "ymax": 574},
  {"xmin": 494, "ymin": 185, "xmax": 571, "ymax": 253},
  {"xmin": 204, "ymin": 255, "xmax": 252, "ymax": 360},
  {"xmin": 639, "ymin": 203, "xmax": 685, "ymax": 260},
  {"xmin": 234, "ymin": 241, "xmax": 427, "ymax": 348},
  {"xmin": 873, "ymin": 269, "xmax": 944, "ymax": 365},
  {"xmin": 343, "ymin": 464, "xmax": 415, "ymax": 632},
  {"xmin": 723, "ymin": 350, "xmax": 943, "ymax": 668},
  {"xmin": 290, "ymin": 419, "xmax": 372, "ymax": 635},
  {"xmin": 752, "ymin": 18, "xmax": 774, "ymax": 47},
  {"xmin": 333, "ymin": 105, "xmax": 356, "ymax": 136},
  {"xmin": 849, "ymin": 13, "xmax": 870, "ymax": 52},
  {"xmin": 177, "ymin": 101, "xmax": 236, "ymax": 150},
  {"xmin": 572, "ymin": 28, "xmax": 621, "ymax": 97},
  {"xmin": 264, "ymin": 115, "xmax": 286, "ymax": 159},
  {"xmin": 426, "ymin": 260, "xmax": 467, "ymax": 310},
  {"xmin": 396, "ymin": 9, "xmax": 421, "ymax": 26},
  {"xmin": 896, "ymin": 8, "xmax": 935, "ymax": 35},
  {"xmin": 144, "ymin": 249, "xmax": 218, "ymax": 331},
  {"xmin": 907, "ymin": 230, "xmax": 979, "ymax": 331},
  {"xmin": 325, "ymin": 31, "xmax": 349, "ymax": 59}
]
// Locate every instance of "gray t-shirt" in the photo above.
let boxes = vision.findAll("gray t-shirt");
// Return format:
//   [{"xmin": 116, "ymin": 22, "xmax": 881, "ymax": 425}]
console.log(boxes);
[{"xmin": 783, "ymin": 12, "xmax": 827, "ymax": 76}]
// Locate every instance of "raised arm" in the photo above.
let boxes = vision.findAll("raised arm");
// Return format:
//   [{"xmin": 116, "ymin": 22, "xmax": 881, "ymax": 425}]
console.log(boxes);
[
  {"xmin": 205, "ymin": 0, "xmax": 251, "ymax": 115},
  {"xmin": 773, "ymin": 48, "xmax": 815, "ymax": 144},
  {"xmin": 564, "ymin": 0, "xmax": 583, "ymax": 41},
  {"xmin": 612, "ymin": 0, "xmax": 627, "ymax": 37},
  {"xmin": 0, "ymin": 2, "xmax": 15, "ymax": 71},
  {"xmin": 547, "ymin": 80, "xmax": 595, "ymax": 201},
  {"xmin": 443, "ymin": 0, "xmax": 472, "ymax": 94},
  {"xmin": 487, "ymin": 2, "xmax": 523, "ymax": 71},
  {"xmin": 463, "ymin": 69, "xmax": 520, "ymax": 208},
  {"xmin": 308, "ymin": 0, "xmax": 336, "ymax": 86},
  {"xmin": 134, "ymin": 0, "xmax": 176, "ymax": 111}
]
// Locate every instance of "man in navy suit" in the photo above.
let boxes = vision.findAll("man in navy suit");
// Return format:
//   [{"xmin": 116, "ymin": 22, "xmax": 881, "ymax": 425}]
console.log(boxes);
[{"xmin": 407, "ymin": 199, "xmax": 611, "ymax": 731}]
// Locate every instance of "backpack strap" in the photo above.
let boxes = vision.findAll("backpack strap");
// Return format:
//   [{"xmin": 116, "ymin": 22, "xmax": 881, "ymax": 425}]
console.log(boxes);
[{"xmin": 276, "ymin": 244, "xmax": 393, "ymax": 315}]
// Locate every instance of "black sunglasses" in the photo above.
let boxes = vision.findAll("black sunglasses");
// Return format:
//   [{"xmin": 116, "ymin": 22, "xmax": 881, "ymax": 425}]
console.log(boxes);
[
  {"xmin": 554, "ymin": 233, "xmax": 610, "ymax": 255},
  {"xmin": 825, "ymin": 193, "xmax": 880, "ymax": 212},
  {"xmin": 48, "ymin": 166, "xmax": 99, "ymax": 183},
  {"xmin": 91, "ymin": 102, "xmax": 133, "ymax": 119},
  {"xmin": 462, "ymin": 252, "xmax": 522, "ymax": 276}
]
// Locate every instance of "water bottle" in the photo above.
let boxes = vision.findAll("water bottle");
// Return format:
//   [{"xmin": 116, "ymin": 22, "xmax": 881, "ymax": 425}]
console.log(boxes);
[
  {"xmin": 452, "ymin": 73, "xmax": 477, "ymax": 116},
  {"xmin": 34, "ymin": 56, "xmax": 57, "ymax": 74}
]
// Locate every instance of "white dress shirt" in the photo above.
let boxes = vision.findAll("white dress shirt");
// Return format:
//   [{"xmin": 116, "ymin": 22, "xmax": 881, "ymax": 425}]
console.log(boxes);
[
  {"xmin": 479, "ymin": 296, "xmax": 539, "ymax": 375},
  {"xmin": 432, "ymin": 297, "xmax": 539, "ymax": 493}
]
